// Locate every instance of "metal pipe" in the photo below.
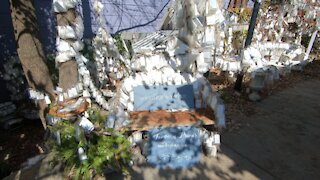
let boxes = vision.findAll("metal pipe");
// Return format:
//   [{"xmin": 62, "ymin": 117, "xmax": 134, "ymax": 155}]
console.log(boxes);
[
  {"xmin": 244, "ymin": 0, "xmax": 261, "ymax": 48},
  {"xmin": 234, "ymin": 0, "xmax": 261, "ymax": 92}
]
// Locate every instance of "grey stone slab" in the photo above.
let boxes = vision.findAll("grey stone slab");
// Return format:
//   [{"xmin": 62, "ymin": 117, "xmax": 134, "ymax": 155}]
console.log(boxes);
[{"xmin": 223, "ymin": 80, "xmax": 320, "ymax": 180}]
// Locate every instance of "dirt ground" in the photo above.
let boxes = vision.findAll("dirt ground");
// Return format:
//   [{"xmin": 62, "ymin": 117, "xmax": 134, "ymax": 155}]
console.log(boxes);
[
  {"xmin": 0, "ymin": 120, "xmax": 45, "ymax": 179},
  {"xmin": 2, "ymin": 59, "xmax": 320, "ymax": 179}
]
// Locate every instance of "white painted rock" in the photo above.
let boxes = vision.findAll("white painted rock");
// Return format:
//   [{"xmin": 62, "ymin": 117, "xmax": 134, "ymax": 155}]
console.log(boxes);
[{"xmin": 248, "ymin": 91, "xmax": 261, "ymax": 102}]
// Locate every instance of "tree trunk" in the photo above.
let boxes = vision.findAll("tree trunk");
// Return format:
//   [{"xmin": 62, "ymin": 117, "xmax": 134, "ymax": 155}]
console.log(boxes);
[
  {"xmin": 8, "ymin": 0, "xmax": 55, "ymax": 129},
  {"xmin": 56, "ymin": 9, "xmax": 79, "ymax": 91}
]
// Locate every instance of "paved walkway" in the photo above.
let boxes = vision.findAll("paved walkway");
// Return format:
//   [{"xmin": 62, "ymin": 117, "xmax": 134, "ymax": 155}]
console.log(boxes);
[
  {"xmin": 222, "ymin": 79, "xmax": 320, "ymax": 180},
  {"xmin": 5, "ymin": 80, "xmax": 320, "ymax": 180}
]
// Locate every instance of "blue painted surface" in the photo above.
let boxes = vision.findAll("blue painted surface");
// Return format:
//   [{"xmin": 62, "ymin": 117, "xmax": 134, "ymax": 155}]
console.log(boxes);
[
  {"xmin": 100, "ymin": 0, "xmax": 171, "ymax": 34},
  {"xmin": 133, "ymin": 84, "xmax": 195, "ymax": 112},
  {"xmin": 147, "ymin": 126, "xmax": 201, "ymax": 169}
]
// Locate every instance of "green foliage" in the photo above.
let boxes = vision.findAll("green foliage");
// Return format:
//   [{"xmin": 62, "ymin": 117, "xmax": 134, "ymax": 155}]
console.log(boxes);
[
  {"xmin": 230, "ymin": 8, "xmax": 252, "ymax": 23},
  {"xmin": 48, "ymin": 121, "xmax": 80, "ymax": 172},
  {"xmin": 48, "ymin": 111, "xmax": 132, "ymax": 179},
  {"xmin": 0, "ymin": 162, "xmax": 11, "ymax": 179},
  {"xmin": 46, "ymin": 54, "xmax": 59, "ymax": 86},
  {"xmin": 219, "ymin": 90, "xmax": 232, "ymax": 104},
  {"xmin": 87, "ymin": 132, "xmax": 131, "ymax": 175},
  {"xmin": 113, "ymin": 34, "xmax": 133, "ymax": 60},
  {"xmin": 113, "ymin": 34, "xmax": 126, "ymax": 56},
  {"xmin": 87, "ymin": 108, "xmax": 107, "ymax": 128},
  {"xmin": 302, "ymin": 34, "xmax": 320, "ymax": 54},
  {"xmin": 270, "ymin": 0, "xmax": 290, "ymax": 5},
  {"xmin": 81, "ymin": 39, "xmax": 95, "ymax": 61}
]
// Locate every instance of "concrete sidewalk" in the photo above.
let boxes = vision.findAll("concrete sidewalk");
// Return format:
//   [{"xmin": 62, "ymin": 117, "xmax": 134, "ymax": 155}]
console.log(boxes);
[{"xmin": 222, "ymin": 79, "xmax": 320, "ymax": 180}]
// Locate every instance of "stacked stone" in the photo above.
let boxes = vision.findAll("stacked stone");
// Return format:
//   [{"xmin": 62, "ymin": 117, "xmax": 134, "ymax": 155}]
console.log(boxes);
[
  {"xmin": 51, "ymin": 0, "xmax": 110, "ymax": 136},
  {"xmin": 208, "ymin": 1, "xmax": 317, "ymax": 95},
  {"xmin": 53, "ymin": 0, "xmax": 111, "ymax": 111},
  {"xmin": 92, "ymin": 0, "xmax": 130, "ymax": 88},
  {"xmin": 172, "ymin": 0, "xmax": 226, "ymax": 74},
  {"xmin": 106, "ymin": 0, "xmax": 227, "ymax": 130},
  {"xmin": 253, "ymin": 2, "xmax": 319, "ymax": 44}
]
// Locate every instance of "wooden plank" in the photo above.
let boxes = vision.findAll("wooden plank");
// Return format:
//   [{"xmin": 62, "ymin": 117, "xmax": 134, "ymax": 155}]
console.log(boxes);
[
  {"xmin": 48, "ymin": 98, "xmax": 88, "ymax": 119},
  {"xmin": 127, "ymin": 108, "xmax": 215, "ymax": 131}
]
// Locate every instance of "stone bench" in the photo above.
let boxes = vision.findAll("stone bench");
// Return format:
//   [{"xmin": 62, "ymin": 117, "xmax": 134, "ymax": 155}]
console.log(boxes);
[{"xmin": 112, "ymin": 68, "xmax": 225, "ymax": 131}]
